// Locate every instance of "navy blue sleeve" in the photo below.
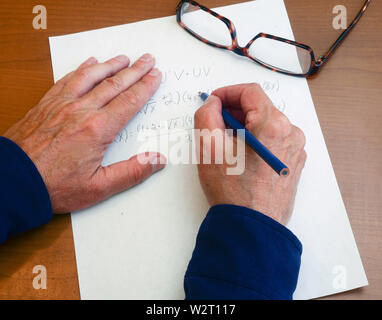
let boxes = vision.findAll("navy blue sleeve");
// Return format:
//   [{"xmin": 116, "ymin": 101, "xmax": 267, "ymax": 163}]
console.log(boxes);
[
  {"xmin": 0, "ymin": 137, "xmax": 52, "ymax": 244},
  {"xmin": 184, "ymin": 204, "xmax": 302, "ymax": 300}
]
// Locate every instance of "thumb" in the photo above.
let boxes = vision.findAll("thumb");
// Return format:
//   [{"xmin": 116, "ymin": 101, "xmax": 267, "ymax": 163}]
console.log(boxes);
[{"xmin": 95, "ymin": 152, "xmax": 167, "ymax": 198}]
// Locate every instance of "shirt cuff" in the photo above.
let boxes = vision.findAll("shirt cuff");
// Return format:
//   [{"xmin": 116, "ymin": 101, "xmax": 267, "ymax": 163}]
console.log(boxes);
[
  {"xmin": 0, "ymin": 136, "xmax": 52, "ymax": 243},
  {"xmin": 185, "ymin": 204, "xmax": 302, "ymax": 299}
]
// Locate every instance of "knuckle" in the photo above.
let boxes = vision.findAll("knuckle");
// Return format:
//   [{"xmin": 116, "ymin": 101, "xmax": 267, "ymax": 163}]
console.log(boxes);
[
  {"xmin": 56, "ymin": 74, "xmax": 69, "ymax": 87},
  {"xmin": 75, "ymin": 68, "xmax": 90, "ymax": 83},
  {"xmin": 54, "ymin": 101, "xmax": 81, "ymax": 121},
  {"xmin": 132, "ymin": 59, "xmax": 148, "ymax": 72},
  {"xmin": 275, "ymin": 111, "xmax": 290, "ymax": 124},
  {"xmin": 130, "ymin": 165, "xmax": 144, "ymax": 185},
  {"xmin": 274, "ymin": 112, "xmax": 291, "ymax": 135},
  {"xmin": 265, "ymin": 115, "xmax": 291, "ymax": 139},
  {"xmin": 104, "ymin": 75, "xmax": 124, "ymax": 92},
  {"xmin": 294, "ymin": 126, "xmax": 306, "ymax": 148},
  {"xmin": 64, "ymin": 101, "xmax": 81, "ymax": 113},
  {"xmin": 118, "ymin": 90, "xmax": 139, "ymax": 108},
  {"xmin": 264, "ymin": 121, "xmax": 280, "ymax": 139},
  {"xmin": 107, "ymin": 57, "xmax": 123, "ymax": 67},
  {"xmin": 301, "ymin": 149, "xmax": 307, "ymax": 161},
  {"xmin": 140, "ymin": 76, "xmax": 158, "ymax": 92},
  {"xmin": 246, "ymin": 109, "xmax": 260, "ymax": 122},
  {"xmin": 243, "ymin": 83, "xmax": 272, "ymax": 113},
  {"xmin": 298, "ymin": 149, "xmax": 308, "ymax": 166},
  {"xmin": 84, "ymin": 113, "xmax": 106, "ymax": 139},
  {"xmin": 245, "ymin": 82, "xmax": 265, "ymax": 98}
]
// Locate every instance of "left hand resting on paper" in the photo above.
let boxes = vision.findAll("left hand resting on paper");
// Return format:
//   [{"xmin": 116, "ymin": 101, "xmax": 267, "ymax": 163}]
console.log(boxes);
[{"xmin": 3, "ymin": 54, "xmax": 166, "ymax": 213}]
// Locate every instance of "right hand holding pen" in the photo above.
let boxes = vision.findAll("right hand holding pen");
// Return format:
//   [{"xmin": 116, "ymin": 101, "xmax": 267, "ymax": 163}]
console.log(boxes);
[{"xmin": 194, "ymin": 83, "xmax": 307, "ymax": 225}]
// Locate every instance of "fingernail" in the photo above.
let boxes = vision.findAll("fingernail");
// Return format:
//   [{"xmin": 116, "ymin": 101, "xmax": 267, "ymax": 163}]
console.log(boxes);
[
  {"xmin": 85, "ymin": 57, "xmax": 97, "ymax": 65},
  {"xmin": 115, "ymin": 54, "xmax": 128, "ymax": 62},
  {"xmin": 149, "ymin": 68, "xmax": 161, "ymax": 76},
  {"xmin": 204, "ymin": 95, "xmax": 216, "ymax": 104},
  {"xmin": 140, "ymin": 53, "xmax": 153, "ymax": 62},
  {"xmin": 149, "ymin": 154, "xmax": 167, "ymax": 173}
]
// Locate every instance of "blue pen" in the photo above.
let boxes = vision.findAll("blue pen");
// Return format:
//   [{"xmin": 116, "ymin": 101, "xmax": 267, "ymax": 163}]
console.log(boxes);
[{"xmin": 199, "ymin": 92, "xmax": 289, "ymax": 176}]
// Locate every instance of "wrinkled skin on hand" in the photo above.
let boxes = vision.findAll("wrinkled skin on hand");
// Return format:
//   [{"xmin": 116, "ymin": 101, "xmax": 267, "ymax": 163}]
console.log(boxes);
[
  {"xmin": 194, "ymin": 84, "xmax": 307, "ymax": 225},
  {"xmin": 4, "ymin": 54, "xmax": 166, "ymax": 213}
]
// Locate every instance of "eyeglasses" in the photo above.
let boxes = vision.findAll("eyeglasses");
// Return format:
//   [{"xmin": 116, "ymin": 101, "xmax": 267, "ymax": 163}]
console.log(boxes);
[{"xmin": 176, "ymin": 0, "xmax": 371, "ymax": 77}]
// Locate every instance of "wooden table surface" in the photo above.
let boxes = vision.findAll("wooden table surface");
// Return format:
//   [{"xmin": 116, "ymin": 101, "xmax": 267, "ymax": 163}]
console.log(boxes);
[{"xmin": 0, "ymin": 0, "xmax": 381, "ymax": 300}]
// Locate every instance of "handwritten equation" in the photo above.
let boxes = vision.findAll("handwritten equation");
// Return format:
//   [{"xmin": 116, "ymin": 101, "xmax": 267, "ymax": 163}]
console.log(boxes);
[
  {"xmin": 114, "ymin": 114, "xmax": 194, "ymax": 143},
  {"xmin": 161, "ymin": 66, "xmax": 212, "ymax": 83},
  {"xmin": 117, "ymin": 69, "xmax": 286, "ymax": 144}
]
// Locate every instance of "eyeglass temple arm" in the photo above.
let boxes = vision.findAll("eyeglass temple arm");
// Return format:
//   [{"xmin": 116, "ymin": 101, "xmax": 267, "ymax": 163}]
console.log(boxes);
[{"xmin": 315, "ymin": 0, "xmax": 371, "ymax": 68}]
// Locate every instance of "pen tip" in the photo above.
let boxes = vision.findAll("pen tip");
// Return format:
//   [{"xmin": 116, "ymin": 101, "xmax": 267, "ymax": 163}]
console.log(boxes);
[{"xmin": 280, "ymin": 168, "xmax": 290, "ymax": 177}]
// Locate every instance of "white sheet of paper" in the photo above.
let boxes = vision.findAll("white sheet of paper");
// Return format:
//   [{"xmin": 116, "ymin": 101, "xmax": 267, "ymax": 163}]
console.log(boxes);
[{"xmin": 49, "ymin": 0, "xmax": 367, "ymax": 299}]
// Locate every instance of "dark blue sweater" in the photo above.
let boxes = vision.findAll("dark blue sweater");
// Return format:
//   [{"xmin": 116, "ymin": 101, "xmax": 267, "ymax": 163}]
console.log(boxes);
[{"xmin": 0, "ymin": 136, "xmax": 302, "ymax": 299}]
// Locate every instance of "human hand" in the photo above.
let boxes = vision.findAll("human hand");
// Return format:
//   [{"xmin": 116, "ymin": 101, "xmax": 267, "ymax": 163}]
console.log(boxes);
[
  {"xmin": 3, "ymin": 54, "xmax": 166, "ymax": 213},
  {"xmin": 194, "ymin": 84, "xmax": 306, "ymax": 225}
]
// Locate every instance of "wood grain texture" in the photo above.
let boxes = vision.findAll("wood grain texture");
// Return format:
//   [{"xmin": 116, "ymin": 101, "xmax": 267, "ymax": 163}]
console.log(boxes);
[{"xmin": 0, "ymin": 0, "xmax": 380, "ymax": 299}]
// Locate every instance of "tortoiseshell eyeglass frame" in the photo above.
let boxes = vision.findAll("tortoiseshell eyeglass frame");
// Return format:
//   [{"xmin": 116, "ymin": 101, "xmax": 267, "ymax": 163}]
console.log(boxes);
[{"xmin": 176, "ymin": 0, "xmax": 371, "ymax": 78}]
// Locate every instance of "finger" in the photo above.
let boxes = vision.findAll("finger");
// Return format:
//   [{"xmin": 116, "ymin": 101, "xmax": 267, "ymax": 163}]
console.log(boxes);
[
  {"xmin": 58, "ymin": 57, "xmax": 99, "ymax": 87},
  {"xmin": 291, "ymin": 149, "xmax": 307, "ymax": 179},
  {"xmin": 78, "ymin": 57, "xmax": 99, "ymax": 70},
  {"xmin": 287, "ymin": 125, "xmax": 306, "ymax": 154},
  {"xmin": 42, "ymin": 57, "xmax": 99, "ymax": 102},
  {"xmin": 282, "ymin": 139, "xmax": 307, "ymax": 179},
  {"xmin": 213, "ymin": 83, "xmax": 273, "ymax": 113},
  {"xmin": 212, "ymin": 84, "xmax": 248, "ymax": 109},
  {"xmin": 93, "ymin": 152, "xmax": 167, "ymax": 198},
  {"xmin": 82, "ymin": 53, "xmax": 156, "ymax": 109},
  {"xmin": 194, "ymin": 95, "xmax": 225, "ymax": 131},
  {"xmin": 213, "ymin": 83, "xmax": 274, "ymax": 135},
  {"xmin": 256, "ymin": 108, "xmax": 292, "ymax": 142},
  {"xmin": 61, "ymin": 54, "xmax": 131, "ymax": 99},
  {"xmin": 281, "ymin": 151, "xmax": 306, "ymax": 225},
  {"xmin": 103, "ymin": 67, "xmax": 162, "ymax": 133},
  {"xmin": 194, "ymin": 95, "xmax": 226, "ymax": 164}
]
